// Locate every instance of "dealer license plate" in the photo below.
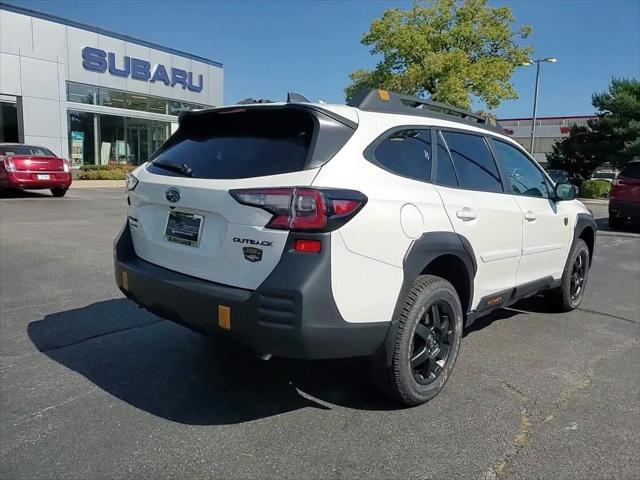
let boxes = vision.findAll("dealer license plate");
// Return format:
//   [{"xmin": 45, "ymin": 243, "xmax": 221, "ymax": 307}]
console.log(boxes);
[{"xmin": 164, "ymin": 211, "xmax": 203, "ymax": 247}]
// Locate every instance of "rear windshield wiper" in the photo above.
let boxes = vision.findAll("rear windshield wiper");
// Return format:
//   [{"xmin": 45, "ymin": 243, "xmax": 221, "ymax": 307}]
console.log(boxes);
[{"xmin": 152, "ymin": 160, "xmax": 193, "ymax": 177}]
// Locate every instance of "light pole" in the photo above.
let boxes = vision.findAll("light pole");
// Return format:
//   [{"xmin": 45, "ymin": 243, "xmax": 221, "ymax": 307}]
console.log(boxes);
[{"xmin": 522, "ymin": 57, "xmax": 557, "ymax": 156}]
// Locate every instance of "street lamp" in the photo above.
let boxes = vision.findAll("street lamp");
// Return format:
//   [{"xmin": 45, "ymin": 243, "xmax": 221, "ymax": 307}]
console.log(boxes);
[{"xmin": 522, "ymin": 57, "xmax": 558, "ymax": 156}]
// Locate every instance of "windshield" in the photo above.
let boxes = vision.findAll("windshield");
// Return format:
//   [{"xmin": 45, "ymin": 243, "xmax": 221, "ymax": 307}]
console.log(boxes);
[
  {"xmin": 620, "ymin": 162, "xmax": 640, "ymax": 179},
  {"xmin": 592, "ymin": 172, "xmax": 616, "ymax": 179},
  {"xmin": 0, "ymin": 145, "xmax": 56, "ymax": 156},
  {"xmin": 547, "ymin": 170, "xmax": 567, "ymax": 182}
]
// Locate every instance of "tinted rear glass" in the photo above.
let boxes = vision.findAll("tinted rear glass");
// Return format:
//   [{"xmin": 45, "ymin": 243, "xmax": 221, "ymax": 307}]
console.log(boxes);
[
  {"xmin": 0, "ymin": 145, "xmax": 55, "ymax": 156},
  {"xmin": 373, "ymin": 129, "xmax": 432, "ymax": 182},
  {"xmin": 440, "ymin": 131, "xmax": 502, "ymax": 193},
  {"xmin": 620, "ymin": 163, "xmax": 640, "ymax": 179},
  {"xmin": 147, "ymin": 109, "xmax": 315, "ymax": 179}
]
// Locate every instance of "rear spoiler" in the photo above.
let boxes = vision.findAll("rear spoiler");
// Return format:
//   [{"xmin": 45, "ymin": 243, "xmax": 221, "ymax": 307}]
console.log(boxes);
[{"xmin": 178, "ymin": 103, "xmax": 358, "ymax": 130}]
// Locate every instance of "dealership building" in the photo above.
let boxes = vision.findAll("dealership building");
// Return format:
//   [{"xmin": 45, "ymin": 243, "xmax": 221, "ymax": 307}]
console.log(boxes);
[
  {"xmin": 0, "ymin": 3, "xmax": 222, "ymax": 168},
  {"xmin": 498, "ymin": 115, "xmax": 597, "ymax": 167}
]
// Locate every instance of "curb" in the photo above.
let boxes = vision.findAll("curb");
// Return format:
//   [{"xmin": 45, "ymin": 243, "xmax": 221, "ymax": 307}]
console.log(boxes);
[
  {"xmin": 71, "ymin": 180, "xmax": 124, "ymax": 189},
  {"xmin": 597, "ymin": 230, "xmax": 639, "ymax": 239},
  {"xmin": 579, "ymin": 198, "xmax": 608, "ymax": 205}
]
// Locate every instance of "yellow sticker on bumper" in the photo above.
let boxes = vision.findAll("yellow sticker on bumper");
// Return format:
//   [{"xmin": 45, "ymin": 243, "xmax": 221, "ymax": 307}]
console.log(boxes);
[{"xmin": 218, "ymin": 305, "xmax": 231, "ymax": 330}]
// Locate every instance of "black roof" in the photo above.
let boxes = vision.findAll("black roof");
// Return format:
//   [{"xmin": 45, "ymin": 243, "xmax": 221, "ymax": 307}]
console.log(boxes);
[{"xmin": 347, "ymin": 89, "xmax": 505, "ymax": 135}]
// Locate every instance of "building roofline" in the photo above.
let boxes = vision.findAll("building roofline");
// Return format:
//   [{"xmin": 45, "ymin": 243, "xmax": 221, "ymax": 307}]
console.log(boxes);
[
  {"xmin": 498, "ymin": 115, "xmax": 597, "ymax": 121},
  {"xmin": 0, "ymin": 1, "xmax": 223, "ymax": 68}
]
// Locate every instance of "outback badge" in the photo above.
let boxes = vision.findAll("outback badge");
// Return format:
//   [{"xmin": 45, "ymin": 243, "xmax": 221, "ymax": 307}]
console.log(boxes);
[{"xmin": 243, "ymin": 247, "xmax": 262, "ymax": 262}]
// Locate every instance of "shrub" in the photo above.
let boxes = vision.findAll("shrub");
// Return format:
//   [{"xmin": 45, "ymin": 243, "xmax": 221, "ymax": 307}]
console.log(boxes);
[
  {"xmin": 580, "ymin": 179, "xmax": 611, "ymax": 199},
  {"xmin": 78, "ymin": 164, "xmax": 134, "ymax": 180}
]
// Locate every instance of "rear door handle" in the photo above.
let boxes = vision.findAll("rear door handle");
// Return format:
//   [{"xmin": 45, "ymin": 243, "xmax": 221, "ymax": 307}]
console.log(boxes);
[
  {"xmin": 524, "ymin": 210, "xmax": 537, "ymax": 221},
  {"xmin": 456, "ymin": 207, "xmax": 477, "ymax": 221}
]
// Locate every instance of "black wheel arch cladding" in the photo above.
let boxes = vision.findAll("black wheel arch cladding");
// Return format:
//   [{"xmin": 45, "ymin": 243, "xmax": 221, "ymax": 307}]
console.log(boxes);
[
  {"xmin": 574, "ymin": 213, "xmax": 597, "ymax": 262},
  {"xmin": 394, "ymin": 232, "xmax": 477, "ymax": 320},
  {"xmin": 378, "ymin": 230, "xmax": 477, "ymax": 371}
]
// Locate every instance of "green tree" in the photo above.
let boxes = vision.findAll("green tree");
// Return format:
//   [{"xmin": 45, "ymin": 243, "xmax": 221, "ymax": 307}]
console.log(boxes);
[
  {"xmin": 345, "ymin": 0, "xmax": 533, "ymax": 110},
  {"xmin": 547, "ymin": 78, "xmax": 640, "ymax": 176}
]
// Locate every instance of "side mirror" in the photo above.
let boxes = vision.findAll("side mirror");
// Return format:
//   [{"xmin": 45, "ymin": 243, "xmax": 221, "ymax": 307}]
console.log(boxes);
[{"xmin": 554, "ymin": 182, "xmax": 578, "ymax": 201}]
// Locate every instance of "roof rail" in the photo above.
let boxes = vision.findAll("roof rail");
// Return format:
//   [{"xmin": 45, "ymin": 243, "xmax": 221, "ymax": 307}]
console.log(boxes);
[{"xmin": 347, "ymin": 89, "xmax": 504, "ymax": 134}]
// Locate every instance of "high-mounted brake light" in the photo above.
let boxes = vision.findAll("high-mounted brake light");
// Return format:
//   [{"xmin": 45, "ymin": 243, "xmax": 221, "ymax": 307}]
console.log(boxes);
[{"xmin": 230, "ymin": 187, "xmax": 367, "ymax": 232}]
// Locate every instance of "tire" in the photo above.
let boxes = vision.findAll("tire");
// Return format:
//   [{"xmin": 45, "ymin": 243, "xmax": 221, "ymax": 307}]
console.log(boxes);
[
  {"xmin": 371, "ymin": 275, "xmax": 463, "ymax": 406},
  {"xmin": 51, "ymin": 187, "xmax": 67, "ymax": 198},
  {"xmin": 608, "ymin": 214, "xmax": 624, "ymax": 230},
  {"xmin": 547, "ymin": 238, "xmax": 590, "ymax": 312}
]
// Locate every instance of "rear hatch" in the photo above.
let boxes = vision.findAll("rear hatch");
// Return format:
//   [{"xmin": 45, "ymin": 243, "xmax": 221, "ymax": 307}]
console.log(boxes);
[
  {"xmin": 0, "ymin": 145, "xmax": 65, "ymax": 173},
  {"xmin": 10, "ymin": 156, "xmax": 65, "ymax": 172},
  {"xmin": 611, "ymin": 162, "xmax": 640, "ymax": 202},
  {"xmin": 128, "ymin": 105, "xmax": 357, "ymax": 290}
]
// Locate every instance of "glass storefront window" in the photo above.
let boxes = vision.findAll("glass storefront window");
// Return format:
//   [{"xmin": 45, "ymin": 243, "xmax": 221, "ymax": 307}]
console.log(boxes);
[
  {"xmin": 147, "ymin": 96, "xmax": 167, "ymax": 115},
  {"xmin": 68, "ymin": 110, "xmax": 96, "ymax": 167},
  {"xmin": 67, "ymin": 109, "xmax": 169, "ymax": 167},
  {"xmin": 66, "ymin": 82, "xmax": 206, "ymax": 115},
  {"xmin": 67, "ymin": 83, "xmax": 97, "ymax": 105},
  {"xmin": 168, "ymin": 100, "xmax": 206, "ymax": 116},
  {"xmin": 99, "ymin": 114, "xmax": 127, "ymax": 165},
  {"xmin": 1, "ymin": 101, "xmax": 19, "ymax": 143},
  {"xmin": 126, "ymin": 93, "xmax": 149, "ymax": 112},
  {"xmin": 99, "ymin": 89, "xmax": 126, "ymax": 109}
]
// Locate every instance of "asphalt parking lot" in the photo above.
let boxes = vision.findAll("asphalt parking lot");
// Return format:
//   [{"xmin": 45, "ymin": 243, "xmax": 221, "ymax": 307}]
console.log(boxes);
[{"xmin": 1, "ymin": 188, "xmax": 638, "ymax": 479}]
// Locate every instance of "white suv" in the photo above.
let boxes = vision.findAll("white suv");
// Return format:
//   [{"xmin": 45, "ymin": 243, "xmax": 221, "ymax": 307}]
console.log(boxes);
[{"xmin": 114, "ymin": 89, "xmax": 596, "ymax": 405}]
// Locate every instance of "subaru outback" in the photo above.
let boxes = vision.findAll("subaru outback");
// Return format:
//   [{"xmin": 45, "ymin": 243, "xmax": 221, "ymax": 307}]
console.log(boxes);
[{"xmin": 114, "ymin": 89, "xmax": 596, "ymax": 405}]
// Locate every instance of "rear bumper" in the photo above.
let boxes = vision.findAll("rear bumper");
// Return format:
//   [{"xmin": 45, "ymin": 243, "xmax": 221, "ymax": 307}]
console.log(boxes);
[
  {"xmin": 0, "ymin": 171, "xmax": 72, "ymax": 190},
  {"xmin": 609, "ymin": 199, "xmax": 640, "ymax": 220},
  {"xmin": 114, "ymin": 222, "xmax": 389, "ymax": 360}
]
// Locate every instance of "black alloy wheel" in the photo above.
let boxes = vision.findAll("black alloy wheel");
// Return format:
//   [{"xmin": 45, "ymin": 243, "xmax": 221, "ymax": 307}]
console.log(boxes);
[
  {"xmin": 410, "ymin": 301, "xmax": 455, "ymax": 385},
  {"xmin": 569, "ymin": 249, "xmax": 588, "ymax": 302}
]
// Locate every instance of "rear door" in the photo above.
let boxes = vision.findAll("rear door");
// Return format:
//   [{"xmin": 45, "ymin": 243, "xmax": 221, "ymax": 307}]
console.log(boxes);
[
  {"xmin": 128, "ymin": 106, "xmax": 355, "ymax": 290},
  {"xmin": 0, "ymin": 145, "xmax": 65, "ymax": 174},
  {"xmin": 433, "ymin": 130, "xmax": 522, "ymax": 307}
]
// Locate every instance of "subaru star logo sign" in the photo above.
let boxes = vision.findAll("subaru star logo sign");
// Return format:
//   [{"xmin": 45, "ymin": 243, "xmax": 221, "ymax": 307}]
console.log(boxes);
[{"xmin": 165, "ymin": 188, "xmax": 181, "ymax": 203}]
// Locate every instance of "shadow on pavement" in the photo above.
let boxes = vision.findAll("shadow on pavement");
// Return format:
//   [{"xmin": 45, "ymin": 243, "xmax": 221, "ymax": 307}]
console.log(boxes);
[
  {"xmin": 28, "ymin": 294, "xmax": 553, "ymax": 425},
  {"xmin": 28, "ymin": 299, "xmax": 398, "ymax": 425},
  {"xmin": 0, "ymin": 189, "xmax": 54, "ymax": 199}
]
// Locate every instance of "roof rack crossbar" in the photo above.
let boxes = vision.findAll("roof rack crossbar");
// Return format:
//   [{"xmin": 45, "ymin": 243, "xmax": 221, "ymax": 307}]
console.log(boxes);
[{"xmin": 347, "ymin": 89, "xmax": 503, "ymax": 133}]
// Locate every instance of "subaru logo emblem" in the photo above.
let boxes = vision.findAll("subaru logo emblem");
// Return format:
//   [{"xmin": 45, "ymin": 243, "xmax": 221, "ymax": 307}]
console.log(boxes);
[{"xmin": 165, "ymin": 188, "xmax": 180, "ymax": 203}]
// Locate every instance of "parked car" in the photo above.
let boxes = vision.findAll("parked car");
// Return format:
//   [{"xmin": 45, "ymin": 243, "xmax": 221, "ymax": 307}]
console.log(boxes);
[
  {"xmin": 609, "ymin": 160, "xmax": 640, "ymax": 229},
  {"xmin": 114, "ymin": 89, "xmax": 596, "ymax": 406},
  {"xmin": 590, "ymin": 169, "xmax": 618, "ymax": 183},
  {"xmin": 0, "ymin": 144, "xmax": 72, "ymax": 197},
  {"xmin": 546, "ymin": 169, "xmax": 585, "ymax": 188}
]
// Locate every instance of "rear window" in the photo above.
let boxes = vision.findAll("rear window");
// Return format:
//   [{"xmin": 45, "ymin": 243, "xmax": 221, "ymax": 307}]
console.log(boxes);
[
  {"xmin": 372, "ymin": 129, "xmax": 432, "ymax": 182},
  {"xmin": 0, "ymin": 145, "xmax": 55, "ymax": 156},
  {"xmin": 148, "ymin": 109, "xmax": 316, "ymax": 179},
  {"xmin": 440, "ymin": 131, "xmax": 503, "ymax": 193},
  {"xmin": 620, "ymin": 162, "xmax": 640, "ymax": 179}
]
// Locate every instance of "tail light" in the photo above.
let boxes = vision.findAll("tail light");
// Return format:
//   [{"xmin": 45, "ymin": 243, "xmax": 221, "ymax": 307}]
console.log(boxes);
[
  {"xmin": 230, "ymin": 187, "xmax": 367, "ymax": 231},
  {"xmin": 3, "ymin": 158, "xmax": 16, "ymax": 172},
  {"xmin": 62, "ymin": 158, "xmax": 70, "ymax": 173}
]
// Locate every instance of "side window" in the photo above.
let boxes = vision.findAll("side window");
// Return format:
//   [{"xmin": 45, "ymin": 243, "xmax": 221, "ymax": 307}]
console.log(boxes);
[
  {"xmin": 491, "ymin": 139, "xmax": 549, "ymax": 198},
  {"xmin": 441, "ymin": 131, "xmax": 503, "ymax": 193},
  {"xmin": 435, "ymin": 132, "xmax": 458, "ymax": 187},
  {"xmin": 372, "ymin": 129, "xmax": 432, "ymax": 182}
]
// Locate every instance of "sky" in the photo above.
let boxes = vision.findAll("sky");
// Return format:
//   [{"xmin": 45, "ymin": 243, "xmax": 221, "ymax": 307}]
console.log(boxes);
[{"xmin": 6, "ymin": 0, "xmax": 640, "ymax": 118}]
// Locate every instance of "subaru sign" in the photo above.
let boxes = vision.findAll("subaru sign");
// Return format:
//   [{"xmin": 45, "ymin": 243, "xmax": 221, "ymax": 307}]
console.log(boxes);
[{"xmin": 81, "ymin": 46, "xmax": 203, "ymax": 93}]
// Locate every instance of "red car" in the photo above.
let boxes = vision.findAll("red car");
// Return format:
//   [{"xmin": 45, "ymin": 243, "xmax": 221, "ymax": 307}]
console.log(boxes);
[
  {"xmin": 609, "ymin": 160, "xmax": 640, "ymax": 229},
  {"xmin": 0, "ymin": 143, "xmax": 72, "ymax": 197}
]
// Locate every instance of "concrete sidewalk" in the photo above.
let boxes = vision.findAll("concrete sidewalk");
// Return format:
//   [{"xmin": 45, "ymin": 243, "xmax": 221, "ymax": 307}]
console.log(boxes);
[
  {"xmin": 579, "ymin": 197, "xmax": 608, "ymax": 205},
  {"xmin": 71, "ymin": 180, "xmax": 124, "ymax": 189}
]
